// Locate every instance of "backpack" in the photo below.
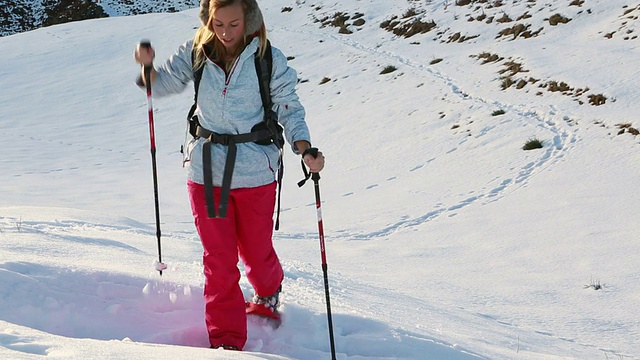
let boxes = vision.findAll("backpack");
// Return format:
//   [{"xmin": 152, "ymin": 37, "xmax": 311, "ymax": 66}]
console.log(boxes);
[
  {"xmin": 185, "ymin": 40, "xmax": 283, "ymax": 147},
  {"xmin": 185, "ymin": 41, "xmax": 286, "ymax": 229}
]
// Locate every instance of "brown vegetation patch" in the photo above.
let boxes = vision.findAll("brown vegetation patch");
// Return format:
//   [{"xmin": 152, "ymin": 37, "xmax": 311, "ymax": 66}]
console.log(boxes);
[
  {"xmin": 474, "ymin": 52, "xmax": 504, "ymax": 64},
  {"xmin": 602, "ymin": 5, "xmax": 640, "ymax": 40},
  {"xmin": 496, "ymin": 13, "xmax": 512, "ymax": 23},
  {"xmin": 496, "ymin": 23, "xmax": 543, "ymax": 40},
  {"xmin": 616, "ymin": 123, "xmax": 640, "ymax": 136},
  {"xmin": 381, "ymin": 12, "xmax": 437, "ymax": 38},
  {"xmin": 316, "ymin": 11, "xmax": 366, "ymax": 34},
  {"xmin": 473, "ymin": 52, "xmax": 607, "ymax": 106},
  {"xmin": 548, "ymin": 14, "xmax": 571, "ymax": 26},
  {"xmin": 588, "ymin": 94, "xmax": 607, "ymax": 106},
  {"xmin": 455, "ymin": 0, "xmax": 506, "ymax": 8},
  {"xmin": 499, "ymin": 60, "xmax": 528, "ymax": 77},
  {"xmin": 446, "ymin": 32, "xmax": 480, "ymax": 43},
  {"xmin": 546, "ymin": 81, "xmax": 573, "ymax": 93},
  {"xmin": 516, "ymin": 12, "xmax": 532, "ymax": 21}
]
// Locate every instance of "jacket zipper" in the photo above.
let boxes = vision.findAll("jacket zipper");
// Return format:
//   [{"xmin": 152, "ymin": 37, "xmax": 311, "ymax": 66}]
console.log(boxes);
[{"xmin": 222, "ymin": 57, "xmax": 240, "ymax": 98}]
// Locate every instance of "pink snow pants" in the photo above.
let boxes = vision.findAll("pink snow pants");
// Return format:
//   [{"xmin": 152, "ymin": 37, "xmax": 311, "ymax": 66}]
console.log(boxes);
[{"xmin": 187, "ymin": 180, "xmax": 284, "ymax": 350}]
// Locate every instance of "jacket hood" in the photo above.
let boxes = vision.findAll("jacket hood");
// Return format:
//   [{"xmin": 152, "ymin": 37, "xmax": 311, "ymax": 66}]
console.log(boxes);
[{"xmin": 199, "ymin": 0, "xmax": 264, "ymax": 36}]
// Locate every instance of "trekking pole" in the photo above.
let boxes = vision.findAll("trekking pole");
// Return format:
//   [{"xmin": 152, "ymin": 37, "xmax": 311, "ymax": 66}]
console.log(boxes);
[
  {"xmin": 139, "ymin": 40, "xmax": 167, "ymax": 276},
  {"xmin": 298, "ymin": 149, "xmax": 336, "ymax": 359}
]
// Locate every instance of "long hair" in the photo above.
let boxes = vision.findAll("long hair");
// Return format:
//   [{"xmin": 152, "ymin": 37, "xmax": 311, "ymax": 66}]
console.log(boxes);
[{"xmin": 193, "ymin": 0, "xmax": 268, "ymax": 73}]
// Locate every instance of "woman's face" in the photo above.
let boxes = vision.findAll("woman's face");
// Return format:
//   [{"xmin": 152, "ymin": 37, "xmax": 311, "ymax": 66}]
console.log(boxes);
[{"xmin": 211, "ymin": 2, "xmax": 245, "ymax": 53}]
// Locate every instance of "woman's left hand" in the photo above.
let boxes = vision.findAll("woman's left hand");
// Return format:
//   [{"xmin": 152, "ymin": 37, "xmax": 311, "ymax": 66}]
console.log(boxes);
[{"xmin": 303, "ymin": 149, "xmax": 325, "ymax": 173}]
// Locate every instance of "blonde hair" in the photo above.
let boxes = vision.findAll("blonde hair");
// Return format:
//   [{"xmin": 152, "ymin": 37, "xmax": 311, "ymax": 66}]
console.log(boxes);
[{"xmin": 193, "ymin": 0, "xmax": 267, "ymax": 73}]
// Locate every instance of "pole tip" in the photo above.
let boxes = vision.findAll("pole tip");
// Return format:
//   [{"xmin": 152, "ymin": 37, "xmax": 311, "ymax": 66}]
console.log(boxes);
[{"xmin": 154, "ymin": 261, "xmax": 168, "ymax": 272}]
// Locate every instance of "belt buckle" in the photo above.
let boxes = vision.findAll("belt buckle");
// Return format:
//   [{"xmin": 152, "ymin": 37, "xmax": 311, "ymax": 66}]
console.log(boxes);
[{"xmin": 211, "ymin": 133, "xmax": 230, "ymax": 146}]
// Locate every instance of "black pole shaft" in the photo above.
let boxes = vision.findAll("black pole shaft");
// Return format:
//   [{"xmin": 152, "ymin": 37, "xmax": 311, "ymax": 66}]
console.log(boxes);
[
  {"xmin": 312, "ymin": 172, "xmax": 337, "ymax": 359},
  {"xmin": 141, "ymin": 43, "xmax": 163, "ymax": 276}
]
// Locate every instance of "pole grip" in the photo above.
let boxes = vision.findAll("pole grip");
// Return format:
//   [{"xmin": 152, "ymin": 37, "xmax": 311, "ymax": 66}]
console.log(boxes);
[
  {"xmin": 139, "ymin": 40, "xmax": 153, "ymax": 92},
  {"xmin": 143, "ymin": 66, "xmax": 152, "ymax": 92}
]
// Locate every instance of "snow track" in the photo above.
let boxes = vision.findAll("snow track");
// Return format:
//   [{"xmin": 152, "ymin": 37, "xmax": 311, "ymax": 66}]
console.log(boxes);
[{"xmin": 271, "ymin": 24, "xmax": 581, "ymax": 237}]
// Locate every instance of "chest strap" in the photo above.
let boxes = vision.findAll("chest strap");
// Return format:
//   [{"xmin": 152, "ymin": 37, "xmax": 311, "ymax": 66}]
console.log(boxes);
[{"xmin": 197, "ymin": 125, "xmax": 273, "ymax": 218}]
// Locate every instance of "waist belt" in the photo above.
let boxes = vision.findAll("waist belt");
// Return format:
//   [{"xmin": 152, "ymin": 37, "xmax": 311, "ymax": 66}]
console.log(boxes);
[{"xmin": 196, "ymin": 125, "xmax": 273, "ymax": 219}]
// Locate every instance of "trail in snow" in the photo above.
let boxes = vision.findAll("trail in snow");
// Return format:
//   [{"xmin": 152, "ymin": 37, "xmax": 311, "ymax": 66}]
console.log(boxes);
[{"xmin": 270, "ymin": 24, "xmax": 579, "ymax": 237}]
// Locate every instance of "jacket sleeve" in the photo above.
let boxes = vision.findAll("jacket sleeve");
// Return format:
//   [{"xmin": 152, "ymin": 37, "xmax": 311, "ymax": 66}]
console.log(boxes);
[
  {"xmin": 269, "ymin": 46, "xmax": 311, "ymax": 154},
  {"xmin": 149, "ymin": 40, "xmax": 195, "ymax": 98}
]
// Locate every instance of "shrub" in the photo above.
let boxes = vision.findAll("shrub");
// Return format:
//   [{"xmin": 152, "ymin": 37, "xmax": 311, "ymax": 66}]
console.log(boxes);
[
  {"xmin": 381, "ymin": 17, "xmax": 437, "ymax": 38},
  {"xmin": 549, "ymin": 14, "xmax": 571, "ymax": 26},
  {"xmin": 380, "ymin": 65, "xmax": 397, "ymax": 74},
  {"xmin": 501, "ymin": 77, "xmax": 514, "ymax": 90},
  {"xmin": 331, "ymin": 12, "xmax": 352, "ymax": 34},
  {"xmin": 492, "ymin": 109, "xmax": 506, "ymax": 116},
  {"xmin": 617, "ymin": 123, "xmax": 640, "ymax": 136},
  {"xmin": 583, "ymin": 277, "xmax": 604, "ymax": 290},
  {"xmin": 523, "ymin": 137, "xmax": 543, "ymax": 150},
  {"xmin": 588, "ymin": 94, "xmax": 607, "ymax": 106}
]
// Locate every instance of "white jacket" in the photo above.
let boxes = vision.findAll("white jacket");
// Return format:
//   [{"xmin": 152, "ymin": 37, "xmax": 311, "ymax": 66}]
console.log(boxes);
[{"xmin": 150, "ymin": 37, "xmax": 311, "ymax": 188}]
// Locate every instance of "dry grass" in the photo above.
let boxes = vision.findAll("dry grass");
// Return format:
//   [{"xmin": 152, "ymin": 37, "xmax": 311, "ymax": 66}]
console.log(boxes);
[
  {"xmin": 548, "ymin": 14, "xmax": 571, "ymax": 26},
  {"xmin": 475, "ymin": 52, "xmax": 504, "ymax": 64},
  {"xmin": 446, "ymin": 32, "xmax": 480, "ymax": 43},
  {"xmin": 315, "ymin": 11, "xmax": 366, "ymax": 34},
  {"xmin": 381, "ymin": 16, "xmax": 437, "ymax": 38},
  {"xmin": 472, "ymin": 52, "xmax": 608, "ymax": 107},
  {"xmin": 499, "ymin": 60, "xmax": 527, "ymax": 77},
  {"xmin": 496, "ymin": 23, "xmax": 543, "ymax": 40},
  {"xmin": 588, "ymin": 94, "xmax": 607, "ymax": 106},
  {"xmin": 381, "ymin": 7, "xmax": 438, "ymax": 38}
]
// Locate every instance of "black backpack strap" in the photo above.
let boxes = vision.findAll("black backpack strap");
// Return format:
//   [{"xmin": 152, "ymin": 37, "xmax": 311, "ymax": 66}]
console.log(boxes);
[
  {"xmin": 187, "ymin": 46, "xmax": 205, "ymax": 136},
  {"xmin": 255, "ymin": 40, "xmax": 273, "ymax": 111},
  {"xmin": 254, "ymin": 41, "xmax": 284, "ymax": 230},
  {"xmin": 199, "ymin": 127, "xmax": 272, "ymax": 219}
]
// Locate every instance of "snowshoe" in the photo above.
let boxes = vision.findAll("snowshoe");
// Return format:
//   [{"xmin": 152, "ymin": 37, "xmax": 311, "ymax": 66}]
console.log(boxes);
[{"xmin": 246, "ymin": 286, "xmax": 281, "ymax": 321}]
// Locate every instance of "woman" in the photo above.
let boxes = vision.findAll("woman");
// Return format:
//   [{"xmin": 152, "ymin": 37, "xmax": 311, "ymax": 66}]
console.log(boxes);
[{"xmin": 134, "ymin": 0, "xmax": 324, "ymax": 350}]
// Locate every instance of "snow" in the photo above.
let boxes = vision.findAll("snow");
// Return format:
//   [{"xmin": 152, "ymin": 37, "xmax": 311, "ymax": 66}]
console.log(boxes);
[{"xmin": 1, "ymin": 0, "xmax": 639, "ymax": 359}]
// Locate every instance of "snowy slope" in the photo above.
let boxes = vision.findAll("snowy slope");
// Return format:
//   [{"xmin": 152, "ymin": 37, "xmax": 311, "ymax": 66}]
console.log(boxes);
[{"xmin": 1, "ymin": 0, "xmax": 639, "ymax": 359}]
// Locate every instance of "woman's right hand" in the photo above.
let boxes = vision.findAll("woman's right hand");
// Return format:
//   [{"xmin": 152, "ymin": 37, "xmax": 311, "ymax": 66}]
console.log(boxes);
[{"xmin": 134, "ymin": 43, "xmax": 155, "ymax": 66}]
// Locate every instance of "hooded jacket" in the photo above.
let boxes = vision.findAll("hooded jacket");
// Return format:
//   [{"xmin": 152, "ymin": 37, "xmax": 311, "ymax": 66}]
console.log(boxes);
[{"xmin": 147, "ymin": 9, "xmax": 310, "ymax": 188}]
